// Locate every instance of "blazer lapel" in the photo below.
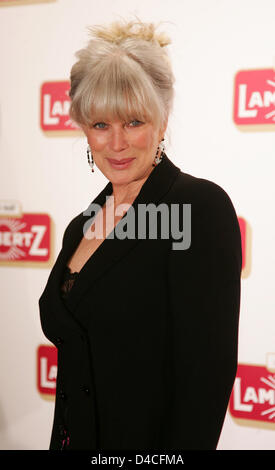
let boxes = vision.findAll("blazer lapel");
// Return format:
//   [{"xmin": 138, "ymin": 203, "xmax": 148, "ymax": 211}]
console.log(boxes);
[{"xmin": 53, "ymin": 153, "xmax": 181, "ymax": 315}]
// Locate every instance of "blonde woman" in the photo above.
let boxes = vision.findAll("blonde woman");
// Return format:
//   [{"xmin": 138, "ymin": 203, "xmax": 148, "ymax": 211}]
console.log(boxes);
[{"xmin": 39, "ymin": 19, "xmax": 242, "ymax": 450}]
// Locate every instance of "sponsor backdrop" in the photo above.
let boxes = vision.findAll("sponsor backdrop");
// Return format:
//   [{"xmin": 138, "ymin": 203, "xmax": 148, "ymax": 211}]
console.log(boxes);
[{"xmin": 0, "ymin": 0, "xmax": 274, "ymax": 450}]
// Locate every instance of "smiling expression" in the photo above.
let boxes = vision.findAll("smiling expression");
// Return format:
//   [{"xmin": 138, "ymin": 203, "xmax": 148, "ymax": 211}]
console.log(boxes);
[{"xmin": 83, "ymin": 118, "xmax": 167, "ymax": 186}]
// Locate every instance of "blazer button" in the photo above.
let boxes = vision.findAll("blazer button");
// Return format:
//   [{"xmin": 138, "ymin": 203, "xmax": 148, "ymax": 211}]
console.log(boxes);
[
  {"xmin": 56, "ymin": 337, "xmax": 63, "ymax": 346},
  {"xmin": 59, "ymin": 390, "xmax": 67, "ymax": 400},
  {"xmin": 59, "ymin": 424, "xmax": 66, "ymax": 437},
  {"xmin": 81, "ymin": 386, "xmax": 90, "ymax": 395}
]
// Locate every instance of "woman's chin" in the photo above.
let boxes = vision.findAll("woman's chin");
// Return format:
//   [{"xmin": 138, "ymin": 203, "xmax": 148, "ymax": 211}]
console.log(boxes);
[
  {"xmin": 109, "ymin": 173, "xmax": 135, "ymax": 186},
  {"xmin": 104, "ymin": 167, "xmax": 137, "ymax": 186}
]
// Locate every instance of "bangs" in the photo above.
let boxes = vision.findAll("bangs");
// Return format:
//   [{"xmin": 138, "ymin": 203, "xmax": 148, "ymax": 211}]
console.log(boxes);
[{"xmin": 71, "ymin": 54, "xmax": 163, "ymax": 128}]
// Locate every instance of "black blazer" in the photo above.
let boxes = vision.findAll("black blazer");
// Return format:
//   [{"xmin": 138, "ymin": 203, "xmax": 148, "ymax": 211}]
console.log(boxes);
[{"xmin": 39, "ymin": 153, "xmax": 242, "ymax": 450}]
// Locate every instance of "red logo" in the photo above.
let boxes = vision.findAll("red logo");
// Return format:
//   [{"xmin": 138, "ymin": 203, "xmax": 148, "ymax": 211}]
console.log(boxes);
[
  {"xmin": 37, "ymin": 345, "xmax": 57, "ymax": 396},
  {"xmin": 0, "ymin": 213, "xmax": 51, "ymax": 263},
  {"xmin": 229, "ymin": 363, "xmax": 275, "ymax": 425},
  {"xmin": 233, "ymin": 69, "xmax": 275, "ymax": 126},
  {"xmin": 40, "ymin": 81, "xmax": 79, "ymax": 132}
]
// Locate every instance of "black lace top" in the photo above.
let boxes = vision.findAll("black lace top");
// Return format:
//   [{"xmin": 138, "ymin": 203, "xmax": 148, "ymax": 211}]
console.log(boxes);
[{"xmin": 60, "ymin": 266, "xmax": 78, "ymax": 299}]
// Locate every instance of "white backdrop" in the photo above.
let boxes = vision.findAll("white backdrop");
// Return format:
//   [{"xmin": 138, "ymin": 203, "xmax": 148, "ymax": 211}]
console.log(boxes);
[{"xmin": 0, "ymin": 0, "xmax": 275, "ymax": 450}]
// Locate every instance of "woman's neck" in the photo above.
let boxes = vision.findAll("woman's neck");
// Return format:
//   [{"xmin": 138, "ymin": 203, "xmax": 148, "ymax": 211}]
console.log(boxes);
[{"xmin": 111, "ymin": 166, "xmax": 154, "ymax": 208}]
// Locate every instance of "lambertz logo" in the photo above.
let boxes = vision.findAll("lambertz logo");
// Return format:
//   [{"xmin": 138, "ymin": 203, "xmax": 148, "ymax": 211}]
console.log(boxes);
[
  {"xmin": 233, "ymin": 68, "xmax": 275, "ymax": 127},
  {"xmin": 0, "ymin": 204, "xmax": 51, "ymax": 264},
  {"xmin": 37, "ymin": 345, "xmax": 57, "ymax": 397},
  {"xmin": 229, "ymin": 360, "xmax": 275, "ymax": 427},
  {"xmin": 40, "ymin": 81, "xmax": 79, "ymax": 132}
]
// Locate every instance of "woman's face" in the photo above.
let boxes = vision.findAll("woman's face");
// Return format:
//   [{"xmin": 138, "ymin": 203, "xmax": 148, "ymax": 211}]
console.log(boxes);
[{"xmin": 83, "ymin": 117, "xmax": 166, "ymax": 187}]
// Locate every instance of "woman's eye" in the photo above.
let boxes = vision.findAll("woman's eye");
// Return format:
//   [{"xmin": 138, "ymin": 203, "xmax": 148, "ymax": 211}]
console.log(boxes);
[
  {"xmin": 93, "ymin": 122, "xmax": 106, "ymax": 129},
  {"xmin": 129, "ymin": 120, "xmax": 142, "ymax": 127}
]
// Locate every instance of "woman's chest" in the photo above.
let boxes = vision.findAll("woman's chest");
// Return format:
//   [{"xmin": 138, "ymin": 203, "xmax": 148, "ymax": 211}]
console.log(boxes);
[
  {"xmin": 67, "ymin": 206, "xmax": 128, "ymax": 273},
  {"xmin": 67, "ymin": 201, "xmax": 134, "ymax": 273}
]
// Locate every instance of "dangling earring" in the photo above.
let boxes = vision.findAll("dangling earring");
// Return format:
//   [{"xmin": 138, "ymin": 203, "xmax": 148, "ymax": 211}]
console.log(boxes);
[
  {"xmin": 87, "ymin": 144, "xmax": 94, "ymax": 172},
  {"xmin": 152, "ymin": 138, "xmax": 165, "ymax": 167}
]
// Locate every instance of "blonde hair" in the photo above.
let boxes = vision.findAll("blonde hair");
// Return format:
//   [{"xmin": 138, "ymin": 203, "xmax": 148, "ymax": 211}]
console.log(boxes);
[{"xmin": 69, "ymin": 18, "xmax": 174, "ymax": 131}]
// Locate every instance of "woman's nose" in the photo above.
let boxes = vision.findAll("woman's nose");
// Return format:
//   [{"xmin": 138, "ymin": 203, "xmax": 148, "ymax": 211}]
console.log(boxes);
[{"xmin": 109, "ymin": 127, "xmax": 129, "ymax": 152}]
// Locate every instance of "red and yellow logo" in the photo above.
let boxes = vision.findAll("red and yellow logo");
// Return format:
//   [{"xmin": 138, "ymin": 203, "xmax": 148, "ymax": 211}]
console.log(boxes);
[
  {"xmin": 40, "ymin": 81, "xmax": 80, "ymax": 133},
  {"xmin": 37, "ymin": 345, "xmax": 57, "ymax": 398},
  {"xmin": 0, "ymin": 210, "xmax": 52, "ymax": 265},
  {"xmin": 233, "ymin": 68, "xmax": 275, "ymax": 129},
  {"xmin": 229, "ymin": 360, "xmax": 275, "ymax": 428}
]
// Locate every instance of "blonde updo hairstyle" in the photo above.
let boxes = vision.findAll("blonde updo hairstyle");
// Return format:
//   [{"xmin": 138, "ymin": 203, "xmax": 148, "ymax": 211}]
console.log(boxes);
[{"xmin": 69, "ymin": 18, "xmax": 175, "ymax": 135}]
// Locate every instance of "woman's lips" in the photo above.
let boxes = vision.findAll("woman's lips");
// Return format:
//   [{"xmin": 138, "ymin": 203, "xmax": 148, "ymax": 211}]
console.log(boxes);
[{"xmin": 107, "ymin": 158, "xmax": 135, "ymax": 170}]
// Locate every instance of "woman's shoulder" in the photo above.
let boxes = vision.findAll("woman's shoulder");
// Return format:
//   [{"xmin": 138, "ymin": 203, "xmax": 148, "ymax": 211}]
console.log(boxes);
[
  {"xmin": 166, "ymin": 169, "xmax": 241, "ymax": 243},
  {"xmin": 169, "ymin": 169, "xmax": 242, "ymax": 276},
  {"xmin": 170, "ymin": 169, "xmax": 238, "ymax": 215}
]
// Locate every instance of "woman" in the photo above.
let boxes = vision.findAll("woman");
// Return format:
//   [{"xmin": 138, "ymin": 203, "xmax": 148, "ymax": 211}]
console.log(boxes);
[{"xmin": 39, "ymin": 19, "xmax": 242, "ymax": 451}]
